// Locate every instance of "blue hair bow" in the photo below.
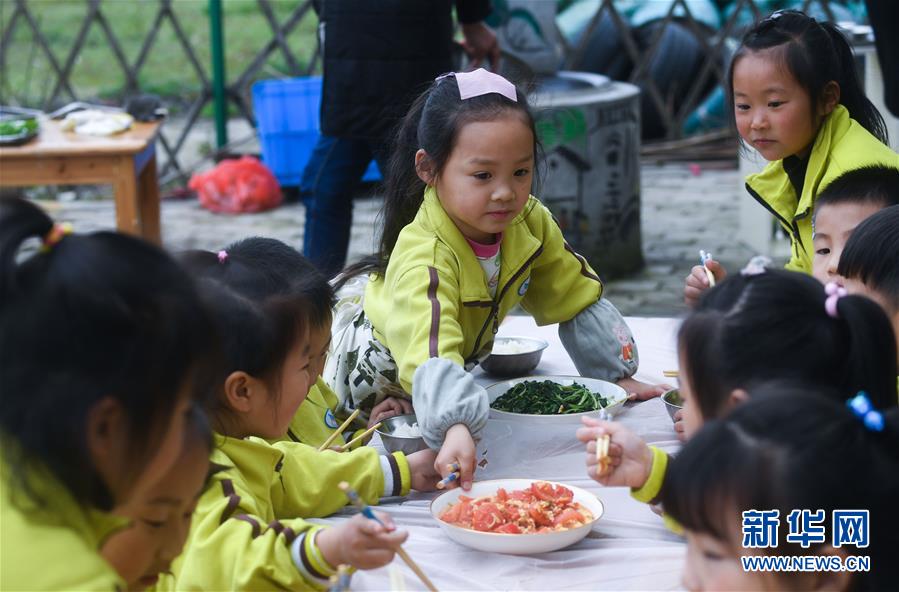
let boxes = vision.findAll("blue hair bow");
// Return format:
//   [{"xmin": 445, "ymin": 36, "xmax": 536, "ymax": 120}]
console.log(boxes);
[{"xmin": 847, "ymin": 392, "xmax": 884, "ymax": 432}]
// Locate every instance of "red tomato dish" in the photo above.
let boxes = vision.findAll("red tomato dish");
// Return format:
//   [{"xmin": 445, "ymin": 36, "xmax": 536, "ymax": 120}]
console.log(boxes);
[{"xmin": 438, "ymin": 481, "xmax": 593, "ymax": 534}]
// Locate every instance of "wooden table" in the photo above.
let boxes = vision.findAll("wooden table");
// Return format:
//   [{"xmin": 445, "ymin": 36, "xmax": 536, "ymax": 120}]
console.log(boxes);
[{"xmin": 0, "ymin": 119, "xmax": 163, "ymax": 243}]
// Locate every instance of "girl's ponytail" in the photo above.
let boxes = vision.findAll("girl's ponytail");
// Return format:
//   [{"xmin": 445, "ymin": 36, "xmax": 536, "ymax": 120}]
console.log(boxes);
[
  {"xmin": 0, "ymin": 198, "xmax": 54, "ymax": 300},
  {"xmin": 378, "ymin": 90, "xmax": 431, "ymax": 269},
  {"xmin": 819, "ymin": 21, "xmax": 889, "ymax": 144},
  {"xmin": 832, "ymin": 293, "xmax": 898, "ymax": 409}
]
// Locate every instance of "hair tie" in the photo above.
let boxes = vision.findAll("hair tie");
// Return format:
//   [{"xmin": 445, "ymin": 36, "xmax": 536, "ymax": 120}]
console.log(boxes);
[
  {"xmin": 217, "ymin": 250, "xmax": 228, "ymax": 264},
  {"xmin": 824, "ymin": 281, "xmax": 847, "ymax": 318},
  {"xmin": 436, "ymin": 69, "xmax": 518, "ymax": 103},
  {"xmin": 40, "ymin": 222, "xmax": 73, "ymax": 253},
  {"xmin": 847, "ymin": 392, "xmax": 885, "ymax": 432}
]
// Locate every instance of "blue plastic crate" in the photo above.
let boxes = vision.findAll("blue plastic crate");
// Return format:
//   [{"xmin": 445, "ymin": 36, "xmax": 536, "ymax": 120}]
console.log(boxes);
[{"xmin": 252, "ymin": 76, "xmax": 380, "ymax": 187}]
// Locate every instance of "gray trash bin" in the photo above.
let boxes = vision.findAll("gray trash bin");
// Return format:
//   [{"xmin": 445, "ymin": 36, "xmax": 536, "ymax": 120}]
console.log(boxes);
[{"xmin": 531, "ymin": 71, "xmax": 643, "ymax": 278}]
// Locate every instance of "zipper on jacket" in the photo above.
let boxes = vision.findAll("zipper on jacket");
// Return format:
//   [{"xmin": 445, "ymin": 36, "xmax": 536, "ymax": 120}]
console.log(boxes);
[
  {"xmin": 745, "ymin": 183, "xmax": 802, "ymax": 250},
  {"xmin": 470, "ymin": 246, "xmax": 544, "ymax": 357}
]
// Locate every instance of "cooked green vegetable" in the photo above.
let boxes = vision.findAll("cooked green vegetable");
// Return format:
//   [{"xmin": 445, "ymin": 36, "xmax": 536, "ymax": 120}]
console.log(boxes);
[
  {"xmin": 664, "ymin": 389, "xmax": 684, "ymax": 406},
  {"xmin": 491, "ymin": 380, "xmax": 610, "ymax": 415},
  {"xmin": 0, "ymin": 118, "xmax": 38, "ymax": 136}
]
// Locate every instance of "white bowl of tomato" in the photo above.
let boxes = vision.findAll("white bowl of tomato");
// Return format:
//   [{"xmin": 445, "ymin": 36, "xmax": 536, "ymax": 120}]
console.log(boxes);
[{"xmin": 430, "ymin": 479, "xmax": 604, "ymax": 555}]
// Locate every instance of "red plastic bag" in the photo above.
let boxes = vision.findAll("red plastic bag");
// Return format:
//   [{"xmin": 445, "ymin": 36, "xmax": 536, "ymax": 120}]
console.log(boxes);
[{"xmin": 189, "ymin": 156, "xmax": 282, "ymax": 214}]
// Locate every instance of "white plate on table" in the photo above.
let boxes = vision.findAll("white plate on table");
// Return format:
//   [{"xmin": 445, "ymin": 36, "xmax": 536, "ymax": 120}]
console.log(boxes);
[
  {"xmin": 430, "ymin": 478, "xmax": 604, "ymax": 555},
  {"xmin": 486, "ymin": 375, "xmax": 627, "ymax": 423}
]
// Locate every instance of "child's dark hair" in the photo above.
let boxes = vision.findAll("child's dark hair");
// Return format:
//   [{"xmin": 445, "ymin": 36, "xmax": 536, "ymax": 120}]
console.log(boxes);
[
  {"xmin": 342, "ymin": 73, "xmax": 540, "ymax": 281},
  {"xmin": 816, "ymin": 166, "xmax": 899, "ymax": 211},
  {"xmin": 184, "ymin": 402, "xmax": 214, "ymax": 454},
  {"xmin": 728, "ymin": 10, "xmax": 888, "ymax": 144},
  {"xmin": 179, "ymin": 238, "xmax": 312, "ymax": 415},
  {"xmin": 662, "ymin": 387, "xmax": 899, "ymax": 591},
  {"xmin": 681, "ymin": 269, "xmax": 897, "ymax": 418},
  {"xmin": 838, "ymin": 205, "xmax": 899, "ymax": 311},
  {"xmin": 218, "ymin": 237, "xmax": 335, "ymax": 329},
  {"xmin": 0, "ymin": 198, "xmax": 217, "ymax": 511}
]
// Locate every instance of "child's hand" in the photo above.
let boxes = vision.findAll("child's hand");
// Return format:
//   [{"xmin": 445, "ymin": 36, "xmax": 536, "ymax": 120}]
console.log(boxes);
[
  {"xmin": 436, "ymin": 424, "xmax": 476, "ymax": 491},
  {"xmin": 368, "ymin": 397, "xmax": 414, "ymax": 428},
  {"xmin": 617, "ymin": 377, "xmax": 671, "ymax": 401},
  {"xmin": 576, "ymin": 417, "xmax": 653, "ymax": 489},
  {"xmin": 316, "ymin": 513, "xmax": 408, "ymax": 571},
  {"xmin": 673, "ymin": 409, "xmax": 687, "ymax": 442},
  {"xmin": 406, "ymin": 448, "xmax": 440, "ymax": 492},
  {"xmin": 684, "ymin": 259, "xmax": 726, "ymax": 308}
]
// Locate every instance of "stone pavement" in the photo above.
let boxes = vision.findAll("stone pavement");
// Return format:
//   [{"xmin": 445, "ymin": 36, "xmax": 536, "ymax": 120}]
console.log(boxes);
[{"xmin": 28, "ymin": 161, "xmax": 785, "ymax": 317}]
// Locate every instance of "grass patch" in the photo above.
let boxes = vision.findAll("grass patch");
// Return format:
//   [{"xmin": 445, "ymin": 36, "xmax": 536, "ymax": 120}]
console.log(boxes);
[{"xmin": 0, "ymin": 0, "xmax": 320, "ymax": 109}]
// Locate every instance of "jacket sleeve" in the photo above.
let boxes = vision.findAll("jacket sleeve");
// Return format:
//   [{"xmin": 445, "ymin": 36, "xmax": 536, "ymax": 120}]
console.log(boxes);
[
  {"xmin": 384, "ymin": 264, "xmax": 467, "ymax": 392},
  {"xmin": 412, "ymin": 357, "xmax": 490, "ymax": 449},
  {"xmin": 270, "ymin": 442, "xmax": 410, "ymax": 519},
  {"xmin": 170, "ymin": 481, "xmax": 330, "ymax": 591},
  {"xmin": 519, "ymin": 202, "xmax": 603, "ymax": 325},
  {"xmin": 558, "ymin": 298, "xmax": 638, "ymax": 382}
]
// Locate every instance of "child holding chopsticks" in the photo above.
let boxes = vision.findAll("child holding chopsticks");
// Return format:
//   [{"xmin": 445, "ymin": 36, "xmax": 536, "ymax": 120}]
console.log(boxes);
[
  {"xmin": 0, "ymin": 198, "xmax": 217, "ymax": 590},
  {"xmin": 684, "ymin": 10, "xmax": 898, "ymax": 308},
  {"xmin": 579, "ymin": 269, "xmax": 897, "ymax": 512},
  {"xmin": 328, "ymin": 69, "xmax": 666, "ymax": 492},
  {"xmin": 254, "ymin": 245, "xmax": 415, "ymax": 451},
  {"xmin": 161, "ymin": 239, "xmax": 437, "ymax": 590}
]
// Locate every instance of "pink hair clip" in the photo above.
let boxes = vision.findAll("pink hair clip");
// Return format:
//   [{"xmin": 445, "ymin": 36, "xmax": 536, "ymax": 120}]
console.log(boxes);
[
  {"xmin": 217, "ymin": 250, "xmax": 228, "ymax": 264},
  {"xmin": 824, "ymin": 281, "xmax": 847, "ymax": 319},
  {"xmin": 437, "ymin": 68, "xmax": 517, "ymax": 103}
]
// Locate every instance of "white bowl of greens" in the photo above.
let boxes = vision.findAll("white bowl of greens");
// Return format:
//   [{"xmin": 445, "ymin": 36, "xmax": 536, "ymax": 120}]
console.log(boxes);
[{"xmin": 486, "ymin": 375, "xmax": 627, "ymax": 423}]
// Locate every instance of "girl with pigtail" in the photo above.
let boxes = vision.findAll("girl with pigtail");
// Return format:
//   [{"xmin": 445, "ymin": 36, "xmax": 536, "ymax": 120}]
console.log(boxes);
[
  {"xmin": 663, "ymin": 387, "xmax": 899, "ymax": 591},
  {"xmin": 685, "ymin": 9, "xmax": 899, "ymax": 306},
  {"xmin": 579, "ymin": 268, "xmax": 897, "ymax": 521},
  {"xmin": 329, "ymin": 68, "xmax": 667, "ymax": 490},
  {"xmin": 0, "ymin": 198, "xmax": 218, "ymax": 590}
]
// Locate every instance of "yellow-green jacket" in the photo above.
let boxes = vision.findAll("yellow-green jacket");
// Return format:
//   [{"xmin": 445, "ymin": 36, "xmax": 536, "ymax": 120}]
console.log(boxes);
[
  {"xmin": 161, "ymin": 434, "xmax": 410, "ymax": 590},
  {"xmin": 1, "ymin": 451, "xmax": 127, "ymax": 590},
  {"xmin": 746, "ymin": 105, "xmax": 899, "ymax": 273},
  {"xmin": 285, "ymin": 377, "xmax": 366, "ymax": 450},
  {"xmin": 364, "ymin": 186, "xmax": 603, "ymax": 392}
]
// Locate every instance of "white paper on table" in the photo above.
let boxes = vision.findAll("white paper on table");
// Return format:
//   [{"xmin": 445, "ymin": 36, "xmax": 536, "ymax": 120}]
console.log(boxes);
[{"xmin": 347, "ymin": 317, "xmax": 687, "ymax": 591}]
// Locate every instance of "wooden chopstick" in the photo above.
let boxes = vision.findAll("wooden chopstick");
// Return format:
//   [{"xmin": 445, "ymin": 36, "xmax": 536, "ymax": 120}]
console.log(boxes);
[
  {"xmin": 334, "ymin": 422, "xmax": 381, "ymax": 452},
  {"xmin": 703, "ymin": 265, "xmax": 717, "ymax": 287},
  {"xmin": 318, "ymin": 408, "xmax": 361, "ymax": 451},
  {"xmin": 596, "ymin": 434, "xmax": 610, "ymax": 474},
  {"xmin": 338, "ymin": 482, "xmax": 439, "ymax": 592},
  {"xmin": 662, "ymin": 370, "xmax": 679, "ymax": 378},
  {"xmin": 396, "ymin": 548, "xmax": 438, "ymax": 592}
]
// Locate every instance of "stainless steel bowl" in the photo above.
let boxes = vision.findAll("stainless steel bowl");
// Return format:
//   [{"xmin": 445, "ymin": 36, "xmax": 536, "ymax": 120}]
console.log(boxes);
[
  {"xmin": 480, "ymin": 336, "xmax": 549, "ymax": 378},
  {"xmin": 662, "ymin": 389, "xmax": 684, "ymax": 422},
  {"xmin": 376, "ymin": 414, "xmax": 429, "ymax": 455}
]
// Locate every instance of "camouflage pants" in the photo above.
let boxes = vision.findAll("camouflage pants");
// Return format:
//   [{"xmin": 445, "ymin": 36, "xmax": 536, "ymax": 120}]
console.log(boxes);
[{"xmin": 323, "ymin": 276, "xmax": 409, "ymax": 418}]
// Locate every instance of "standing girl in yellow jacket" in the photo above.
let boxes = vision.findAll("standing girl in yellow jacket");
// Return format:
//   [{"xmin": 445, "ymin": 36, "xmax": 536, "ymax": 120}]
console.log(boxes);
[
  {"xmin": 684, "ymin": 9, "xmax": 899, "ymax": 306},
  {"xmin": 328, "ymin": 69, "xmax": 666, "ymax": 491},
  {"xmin": 0, "ymin": 198, "xmax": 218, "ymax": 590}
]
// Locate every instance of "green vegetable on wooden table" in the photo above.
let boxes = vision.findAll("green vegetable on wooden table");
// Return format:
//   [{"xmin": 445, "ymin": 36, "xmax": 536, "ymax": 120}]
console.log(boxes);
[
  {"xmin": 0, "ymin": 118, "xmax": 38, "ymax": 137},
  {"xmin": 491, "ymin": 380, "xmax": 610, "ymax": 415}
]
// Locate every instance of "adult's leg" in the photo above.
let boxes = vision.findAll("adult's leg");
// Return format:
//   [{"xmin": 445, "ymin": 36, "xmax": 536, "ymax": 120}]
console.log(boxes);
[{"xmin": 300, "ymin": 134, "xmax": 373, "ymax": 278}]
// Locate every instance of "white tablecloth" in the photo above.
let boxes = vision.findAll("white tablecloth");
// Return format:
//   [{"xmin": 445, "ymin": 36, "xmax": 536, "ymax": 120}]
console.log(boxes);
[{"xmin": 331, "ymin": 317, "xmax": 686, "ymax": 591}]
